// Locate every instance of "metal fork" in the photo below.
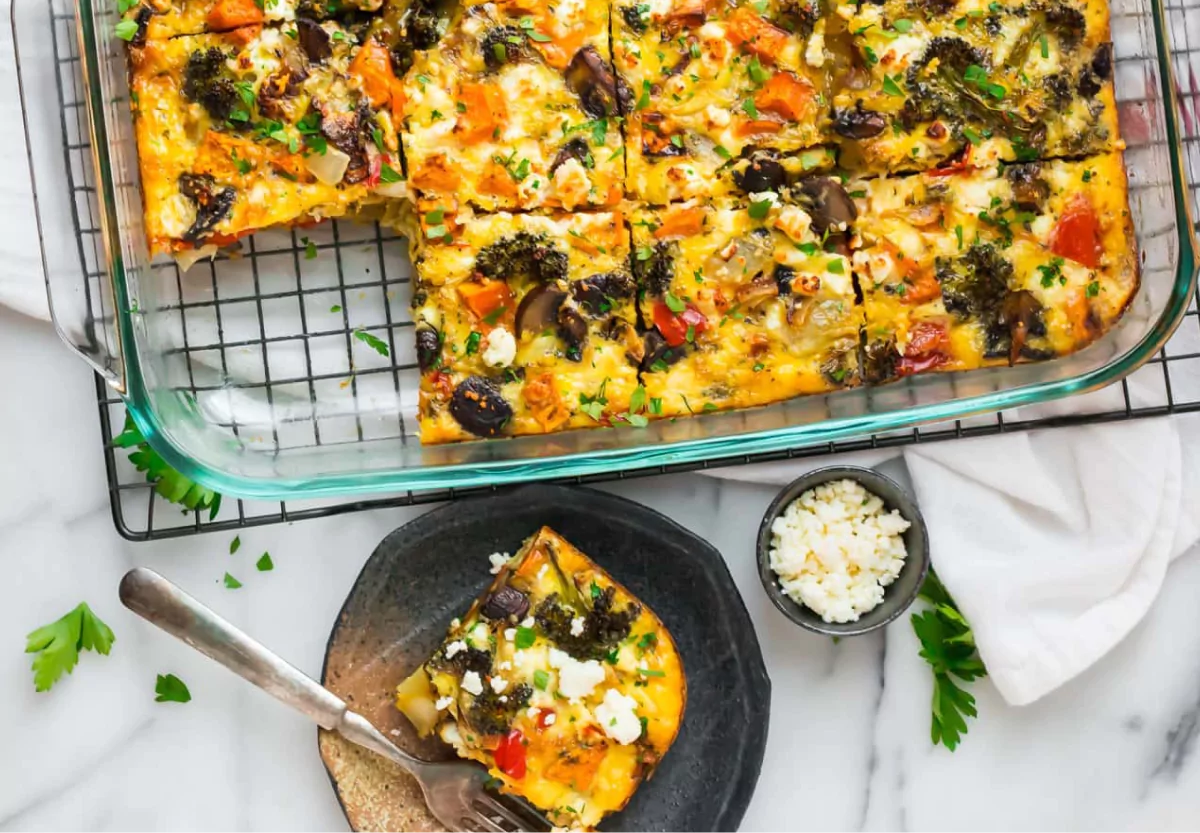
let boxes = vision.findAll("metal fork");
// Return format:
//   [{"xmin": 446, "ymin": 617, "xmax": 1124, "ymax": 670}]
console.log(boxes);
[{"xmin": 119, "ymin": 568, "xmax": 551, "ymax": 833}]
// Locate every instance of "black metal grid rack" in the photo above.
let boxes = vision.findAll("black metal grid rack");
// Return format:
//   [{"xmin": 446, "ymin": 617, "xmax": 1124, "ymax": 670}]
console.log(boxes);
[{"xmin": 45, "ymin": 0, "xmax": 1200, "ymax": 540}]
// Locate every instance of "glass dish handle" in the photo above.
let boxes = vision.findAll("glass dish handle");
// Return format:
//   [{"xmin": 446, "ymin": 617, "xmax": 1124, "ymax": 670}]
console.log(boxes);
[{"xmin": 12, "ymin": 0, "xmax": 126, "ymax": 393}]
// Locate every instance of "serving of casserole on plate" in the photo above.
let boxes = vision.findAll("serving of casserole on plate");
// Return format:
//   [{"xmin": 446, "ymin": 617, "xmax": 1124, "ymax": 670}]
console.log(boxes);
[{"xmin": 118, "ymin": 0, "xmax": 1138, "ymax": 444}]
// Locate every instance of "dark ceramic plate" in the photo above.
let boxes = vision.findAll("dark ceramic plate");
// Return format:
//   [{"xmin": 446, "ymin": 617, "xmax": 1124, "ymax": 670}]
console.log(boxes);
[{"xmin": 319, "ymin": 483, "xmax": 770, "ymax": 833}]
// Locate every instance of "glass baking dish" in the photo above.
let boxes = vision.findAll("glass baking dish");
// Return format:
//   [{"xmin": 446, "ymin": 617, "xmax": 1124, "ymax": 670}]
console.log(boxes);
[{"xmin": 13, "ymin": 0, "xmax": 1200, "ymax": 500}]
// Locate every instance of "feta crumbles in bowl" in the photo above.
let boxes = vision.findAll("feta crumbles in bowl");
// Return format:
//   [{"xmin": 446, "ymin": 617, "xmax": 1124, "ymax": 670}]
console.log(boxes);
[{"xmin": 755, "ymin": 466, "xmax": 930, "ymax": 636}]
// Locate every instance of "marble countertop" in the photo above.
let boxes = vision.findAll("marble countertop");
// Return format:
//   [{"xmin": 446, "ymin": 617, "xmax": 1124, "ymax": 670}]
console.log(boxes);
[{"xmin": 2, "ymin": 9, "xmax": 1200, "ymax": 833}]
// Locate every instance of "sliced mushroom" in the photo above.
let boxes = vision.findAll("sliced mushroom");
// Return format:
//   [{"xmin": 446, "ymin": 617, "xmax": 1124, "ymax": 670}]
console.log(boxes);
[
  {"xmin": 733, "ymin": 148, "xmax": 787, "ymax": 194},
  {"xmin": 1005, "ymin": 163, "xmax": 1049, "ymax": 213},
  {"xmin": 296, "ymin": 18, "xmax": 332, "ymax": 62},
  {"xmin": 832, "ymin": 103, "xmax": 887, "ymax": 139},
  {"xmin": 796, "ymin": 176, "xmax": 856, "ymax": 254},
  {"xmin": 178, "ymin": 174, "xmax": 236, "ymax": 243},
  {"xmin": 572, "ymin": 271, "xmax": 635, "ymax": 317},
  {"xmin": 557, "ymin": 306, "xmax": 588, "ymax": 362},
  {"xmin": 1000, "ymin": 289, "xmax": 1045, "ymax": 365},
  {"xmin": 482, "ymin": 26, "xmax": 532, "ymax": 70},
  {"xmin": 641, "ymin": 330, "xmax": 687, "ymax": 371},
  {"xmin": 773, "ymin": 264, "xmax": 796, "ymax": 296},
  {"xmin": 415, "ymin": 323, "xmax": 441, "ymax": 372},
  {"xmin": 450, "ymin": 376, "xmax": 513, "ymax": 438},
  {"xmin": 565, "ymin": 45, "xmax": 633, "ymax": 119},
  {"xmin": 514, "ymin": 285, "xmax": 567, "ymax": 338},
  {"xmin": 550, "ymin": 138, "xmax": 592, "ymax": 176}
]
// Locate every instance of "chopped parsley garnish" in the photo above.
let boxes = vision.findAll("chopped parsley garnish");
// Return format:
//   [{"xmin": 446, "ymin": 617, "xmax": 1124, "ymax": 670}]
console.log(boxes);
[
  {"xmin": 748, "ymin": 198, "xmax": 773, "ymax": 220},
  {"xmin": 649, "ymin": 397, "xmax": 663, "ymax": 415},
  {"xmin": 302, "ymin": 237, "xmax": 317, "ymax": 260},
  {"xmin": 230, "ymin": 535, "xmax": 242, "ymax": 554},
  {"xmin": 353, "ymin": 329, "xmax": 391, "ymax": 357},
  {"xmin": 664, "ymin": 291, "xmax": 686, "ymax": 313},
  {"xmin": 1037, "ymin": 257, "xmax": 1064, "ymax": 288},
  {"xmin": 1086, "ymin": 280, "xmax": 1100, "ymax": 297},
  {"xmin": 636, "ymin": 80, "xmax": 651, "ymax": 110},
  {"xmin": 747, "ymin": 56, "xmax": 769, "ymax": 85},
  {"xmin": 638, "ymin": 667, "xmax": 666, "ymax": 677},
  {"xmin": 379, "ymin": 164, "xmax": 403, "ymax": 183},
  {"xmin": 741, "ymin": 98, "xmax": 759, "ymax": 119},
  {"xmin": 954, "ymin": 224, "xmax": 964, "ymax": 250},
  {"xmin": 714, "ymin": 145, "xmax": 732, "ymax": 159},
  {"xmin": 223, "ymin": 572, "xmax": 243, "ymax": 589},
  {"xmin": 827, "ymin": 258, "xmax": 845, "ymax": 274},
  {"xmin": 114, "ymin": 18, "xmax": 140, "ymax": 40},
  {"xmin": 533, "ymin": 669, "xmax": 550, "ymax": 690},
  {"xmin": 514, "ymin": 626, "xmax": 537, "ymax": 649},
  {"xmin": 882, "ymin": 74, "xmax": 904, "ymax": 97},
  {"xmin": 256, "ymin": 552, "xmax": 274, "ymax": 571},
  {"xmin": 155, "ymin": 673, "xmax": 191, "ymax": 703},
  {"xmin": 891, "ymin": 17, "xmax": 913, "ymax": 32},
  {"xmin": 465, "ymin": 331, "xmax": 482, "ymax": 355},
  {"xmin": 25, "ymin": 603, "xmax": 115, "ymax": 692}
]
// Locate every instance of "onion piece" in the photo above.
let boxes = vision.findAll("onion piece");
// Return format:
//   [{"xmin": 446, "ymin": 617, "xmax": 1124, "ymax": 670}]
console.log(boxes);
[
  {"xmin": 304, "ymin": 146, "xmax": 351, "ymax": 186},
  {"xmin": 174, "ymin": 243, "xmax": 219, "ymax": 272},
  {"xmin": 373, "ymin": 180, "xmax": 409, "ymax": 199}
]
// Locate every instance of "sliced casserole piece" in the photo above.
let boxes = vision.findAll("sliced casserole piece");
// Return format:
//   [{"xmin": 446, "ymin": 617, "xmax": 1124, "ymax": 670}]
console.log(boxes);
[
  {"xmin": 395, "ymin": 527, "xmax": 686, "ymax": 831},
  {"xmin": 613, "ymin": 0, "xmax": 838, "ymax": 204},
  {"xmin": 632, "ymin": 182, "xmax": 864, "ymax": 418},
  {"xmin": 852, "ymin": 152, "xmax": 1139, "ymax": 382},
  {"xmin": 390, "ymin": 0, "xmax": 625, "ymax": 213},
  {"xmin": 129, "ymin": 22, "xmax": 404, "ymax": 259},
  {"xmin": 118, "ymin": 0, "xmax": 384, "ymax": 42},
  {"xmin": 409, "ymin": 211, "xmax": 642, "ymax": 444},
  {"xmin": 832, "ymin": 0, "xmax": 1120, "ymax": 173}
]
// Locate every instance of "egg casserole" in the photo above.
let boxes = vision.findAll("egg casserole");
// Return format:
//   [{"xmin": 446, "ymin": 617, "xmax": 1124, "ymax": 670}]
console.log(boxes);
[
  {"xmin": 121, "ymin": 0, "xmax": 1136, "ymax": 443},
  {"xmin": 395, "ymin": 527, "xmax": 686, "ymax": 831}
]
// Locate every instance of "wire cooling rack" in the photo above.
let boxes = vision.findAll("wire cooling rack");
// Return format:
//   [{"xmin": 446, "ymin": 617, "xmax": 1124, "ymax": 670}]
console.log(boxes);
[{"xmin": 46, "ymin": 0, "xmax": 1200, "ymax": 540}]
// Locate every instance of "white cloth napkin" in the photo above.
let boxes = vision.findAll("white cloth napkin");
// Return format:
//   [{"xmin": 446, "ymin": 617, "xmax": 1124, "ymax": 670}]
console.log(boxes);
[{"xmin": 709, "ymin": 413, "xmax": 1200, "ymax": 706}]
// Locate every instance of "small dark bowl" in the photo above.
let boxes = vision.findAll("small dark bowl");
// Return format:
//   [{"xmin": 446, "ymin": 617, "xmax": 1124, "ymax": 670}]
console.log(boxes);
[{"xmin": 756, "ymin": 465, "xmax": 930, "ymax": 637}]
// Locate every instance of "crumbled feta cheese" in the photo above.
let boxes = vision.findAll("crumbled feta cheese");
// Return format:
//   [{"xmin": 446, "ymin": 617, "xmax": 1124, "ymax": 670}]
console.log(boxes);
[
  {"xmin": 467, "ymin": 622, "xmax": 490, "ymax": 649},
  {"xmin": 488, "ymin": 551, "xmax": 511, "ymax": 574},
  {"xmin": 548, "ymin": 648, "xmax": 607, "ymax": 700},
  {"xmin": 521, "ymin": 617, "xmax": 535, "ymax": 628},
  {"xmin": 804, "ymin": 19, "xmax": 826, "ymax": 67},
  {"xmin": 537, "ymin": 565, "xmax": 548, "ymax": 580},
  {"xmin": 481, "ymin": 328, "xmax": 517, "ymax": 368},
  {"xmin": 569, "ymin": 617, "xmax": 585, "ymax": 637},
  {"xmin": 768, "ymin": 479, "xmax": 911, "ymax": 623},
  {"xmin": 461, "ymin": 671, "xmax": 484, "ymax": 696},
  {"xmin": 435, "ymin": 696, "xmax": 454, "ymax": 711},
  {"xmin": 594, "ymin": 688, "xmax": 643, "ymax": 745},
  {"xmin": 499, "ymin": 660, "xmax": 513, "ymax": 671},
  {"xmin": 704, "ymin": 104, "xmax": 731, "ymax": 129},
  {"xmin": 444, "ymin": 640, "xmax": 467, "ymax": 659},
  {"xmin": 543, "ymin": 713, "xmax": 557, "ymax": 726},
  {"xmin": 499, "ymin": 695, "xmax": 508, "ymax": 703},
  {"xmin": 552, "ymin": 158, "xmax": 594, "ymax": 210},
  {"xmin": 450, "ymin": 618, "xmax": 461, "ymax": 629},
  {"xmin": 504, "ymin": 628, "xmax": 517, "ymax": 642},
  {"xmin": 775, "ymin": 205, "xmax": 813, "ymax": 243},
  {"xmin": 527, "ymin": 706, "xmax": 541, "ymax": 719},
  {"xmin": 491, "ymin": 675, "xmax": 509, "ymax": 694}
]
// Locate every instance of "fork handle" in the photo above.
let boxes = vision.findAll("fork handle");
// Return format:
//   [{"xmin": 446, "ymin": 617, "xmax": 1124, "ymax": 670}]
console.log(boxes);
[{"xmin": 120, "ymin": 567, "xmax": 352, "ymax": 728}]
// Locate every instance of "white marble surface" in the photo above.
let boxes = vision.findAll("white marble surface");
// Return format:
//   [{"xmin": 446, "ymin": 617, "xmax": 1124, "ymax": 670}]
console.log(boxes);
[{"xmin": 3, "ymin": 9, "xmax": 1200, "ymax": 833}]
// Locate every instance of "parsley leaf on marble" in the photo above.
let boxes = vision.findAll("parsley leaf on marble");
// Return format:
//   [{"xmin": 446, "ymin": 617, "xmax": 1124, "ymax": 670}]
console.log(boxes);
[
  {"xmin": 223, "ymin": 572, "xmax": 243, "ymax": 589},
  {"xmin": 114, "ymin": 414, "xmax": 222, "ymax": 519},
  {"xmin": 256, "ymin": 552, "xmax": 275, "ymax": 572},
  {"xmin": 25, "ymin": 603, "xmax": 116, "ymax": 692},
  {"xmin": 911, "ymin": 569, "xmax": 987, "ymax": 751},
  {"xmin": 155, "ymin": 673, "xmax": 192, "ymax": 703}
]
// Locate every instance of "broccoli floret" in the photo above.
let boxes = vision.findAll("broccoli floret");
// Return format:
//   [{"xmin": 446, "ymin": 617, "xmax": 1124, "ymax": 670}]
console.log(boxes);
[
  {"xmin": 862, "ymin": 338, "xmax": 898, "ymax": 384},
  {"xmin": 182, "ymin": 48, "xmax": 238, "ymax": 122},
  {"xmin": 935, "ymin": 243, "xmax": 1012, "ymax": 323},
  {"xmin": 533, "ymin": 588, "xmax": 640, "ymax": 661},
  {"xmin": 464, "ymin": 683, "xmax": 532, "ymax": 736},
  {"xmin": 481, "ymin": 26, "xmax": 532, "ymax": 71},
  {"xmin": 633, "ymin": 241, "xmax": 676, "ymax": 297},
  {"xmin": 619, "ymin": 3, "xmax": 650, "ymax": 32},
  {"xmin": 475, "ymin": 233, "xmax": 569, "ymax": 284}
]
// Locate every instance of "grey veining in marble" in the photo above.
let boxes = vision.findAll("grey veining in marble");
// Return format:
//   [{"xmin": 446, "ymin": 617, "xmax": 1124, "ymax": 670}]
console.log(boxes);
[{"xmin": 3, "ymin": 5, "xmax": 1200, "ymax": 830}]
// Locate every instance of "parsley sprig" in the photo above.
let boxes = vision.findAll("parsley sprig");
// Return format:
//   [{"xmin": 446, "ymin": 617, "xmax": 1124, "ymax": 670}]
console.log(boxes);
[
  {"xmin": 114, "ymin": 414, "xmax": 222, "ymax": 518},
  {"xmin": 25, "ymin": 603, "xmax": 116, "ymax": 692},
  {"xmin": 911, "ymin": 569, "xmax": 987, "ymax": 751}
]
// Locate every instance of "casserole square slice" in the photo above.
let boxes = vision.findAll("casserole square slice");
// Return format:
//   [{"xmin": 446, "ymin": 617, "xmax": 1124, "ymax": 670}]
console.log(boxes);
[
  {"xmin": 613, "ymin": 0, "xmax": 836, "ymax": 204},
  {"xmin": 409, "ymin": 211, "xmax": 642, "ymax": 443},
  {"xmin": 395, "ymin": 526, "xmax": 686, "ymax": 831},
  {"xmin": 631, "ymin": 185, "xmax": 864, "ymax": 418},
  {"xmin": 129, "ymin": 23, "xmax": 404, "ymax": 259},
  {"xmin": 831, "ymin": 0, "xmax": 1120, "ymax": 174},
  {"xmin": 393, "ymin": 0, "xmax": 625, "ymax": 213},
  {"xmin": 121, "ymin": 0, "xmax": 384, "ymax": 42},
  {"xmin": 852, "ymin": 152, "xmax": 1139, "ymax": 382}
]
